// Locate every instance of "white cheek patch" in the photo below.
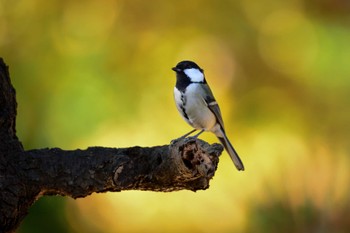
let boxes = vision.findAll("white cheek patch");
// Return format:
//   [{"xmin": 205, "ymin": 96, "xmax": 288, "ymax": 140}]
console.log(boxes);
[{"xmin": 184, "ymin": 68, "xmax": 204, "ymax": 82}]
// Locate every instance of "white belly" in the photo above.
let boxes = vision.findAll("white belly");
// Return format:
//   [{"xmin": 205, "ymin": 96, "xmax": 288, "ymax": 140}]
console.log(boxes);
[{"xmin": 174, "ymin": 84, "xmax": 217, "ymax": 131}]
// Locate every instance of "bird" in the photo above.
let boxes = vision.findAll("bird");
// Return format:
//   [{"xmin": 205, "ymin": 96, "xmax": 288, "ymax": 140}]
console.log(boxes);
[{"xmin": 171, "ymin": 60, "xmax": 244, "ymax": 171}]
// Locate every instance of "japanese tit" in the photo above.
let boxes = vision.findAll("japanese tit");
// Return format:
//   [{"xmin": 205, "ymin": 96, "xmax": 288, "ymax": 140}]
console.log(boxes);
[{"xmin": 172, "ymin": 60, "xmax": 244, "ymax": 171}]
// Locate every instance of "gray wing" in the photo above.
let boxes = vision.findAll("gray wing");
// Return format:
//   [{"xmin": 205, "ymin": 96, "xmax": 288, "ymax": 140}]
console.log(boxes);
[{"xmin": 199, "ymin": 84, "xmax": 225, "ymax": 130}]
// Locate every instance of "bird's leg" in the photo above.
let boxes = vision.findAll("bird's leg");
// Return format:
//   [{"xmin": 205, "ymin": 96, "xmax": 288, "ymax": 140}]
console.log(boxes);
[
  {"xmin": 180, "ymin": 129, "xmax": 197, "ymax": 138},
  {"xmin": 171, "ymin": 129, "xmax": 197, "ymax": 144},
  {"xmin": 182, "ymin": 129, "xmax": 204, "ymax": 143},
  {"xmin": 171, "ymin": 129, "xmax": 204, "ymax": 144},
  {"xmin": 192, "ymin": 129, "xmax": 204, "ymax": 138}
]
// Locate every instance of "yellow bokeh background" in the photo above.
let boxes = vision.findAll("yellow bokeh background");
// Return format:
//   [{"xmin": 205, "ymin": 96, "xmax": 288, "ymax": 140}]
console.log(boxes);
[{"xmin": 1, "ymin": 0, "xmax": 350, "ymax": 232}]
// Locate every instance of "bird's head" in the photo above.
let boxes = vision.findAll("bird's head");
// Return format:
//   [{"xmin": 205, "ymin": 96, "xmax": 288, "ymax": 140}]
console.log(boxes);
[{"xmin": 172, "ymin": 60, "xmax": 205, "ymax": 83}]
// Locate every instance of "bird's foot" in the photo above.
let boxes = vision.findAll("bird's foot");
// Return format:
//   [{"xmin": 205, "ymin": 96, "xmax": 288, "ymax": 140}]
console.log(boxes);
[
  {"xmin": 170, "ymin": 135, "xmax": 197, "ymax": 145},
  {"xmin": 183, "ymin": 136, "xmax": 198, "ymax": 143}
]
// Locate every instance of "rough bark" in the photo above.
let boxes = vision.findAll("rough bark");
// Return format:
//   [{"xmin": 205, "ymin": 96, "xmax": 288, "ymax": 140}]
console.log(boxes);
[{"xmin": 0, "ymin": 58, "xmax": 223, "ymax": 233}]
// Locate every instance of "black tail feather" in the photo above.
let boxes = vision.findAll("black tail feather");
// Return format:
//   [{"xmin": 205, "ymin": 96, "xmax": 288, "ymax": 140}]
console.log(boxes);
[{"xmin": 218, "ymin": 136, "xmax": 244, "ymax": 171}]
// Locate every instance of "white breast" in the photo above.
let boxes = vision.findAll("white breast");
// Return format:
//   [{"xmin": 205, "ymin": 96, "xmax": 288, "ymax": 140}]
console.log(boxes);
[
  {"xmin": 174, "ymin": 87, "xmax": 191, "ymax": 125},
  {"xmin": 175, "ymin": 83, "xmax": 216, "ymax": 131}
]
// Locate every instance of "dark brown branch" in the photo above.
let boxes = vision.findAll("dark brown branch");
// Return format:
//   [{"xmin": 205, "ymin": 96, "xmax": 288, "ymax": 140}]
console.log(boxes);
[
  {"xmin": 0, "ymin": 58, "xmax": 223, "ymax": 233},
  {"xmin": 26, "ymin": 140, "xmax": 222, "ymax": 197}
]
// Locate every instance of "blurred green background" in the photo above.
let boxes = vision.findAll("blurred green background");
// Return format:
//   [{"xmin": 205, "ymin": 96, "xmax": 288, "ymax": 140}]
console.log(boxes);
[{"xmin": 1, "ymin": 0, "xmax": 350, "ymax": 232}]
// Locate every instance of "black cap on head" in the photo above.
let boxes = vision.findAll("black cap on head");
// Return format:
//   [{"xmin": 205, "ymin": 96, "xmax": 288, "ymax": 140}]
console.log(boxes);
[{"xmin": 172, "ymin": 60, "xmax": 203, "ymax": 73}]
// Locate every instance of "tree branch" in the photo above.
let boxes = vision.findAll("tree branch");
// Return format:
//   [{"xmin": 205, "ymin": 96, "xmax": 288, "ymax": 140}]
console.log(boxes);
[
  {"xmin": 26, "ymin": 140, "xmax": 222, "ymax": 197},
  {"xmin": 0, "ymin": 58, "xmax": 223, "ymax": 233}
]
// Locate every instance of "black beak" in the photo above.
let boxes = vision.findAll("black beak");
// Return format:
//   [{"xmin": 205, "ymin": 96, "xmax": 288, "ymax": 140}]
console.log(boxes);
[{"xmin": 172, "ymin": 67, "xmax": 181, "ymax": 72}]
